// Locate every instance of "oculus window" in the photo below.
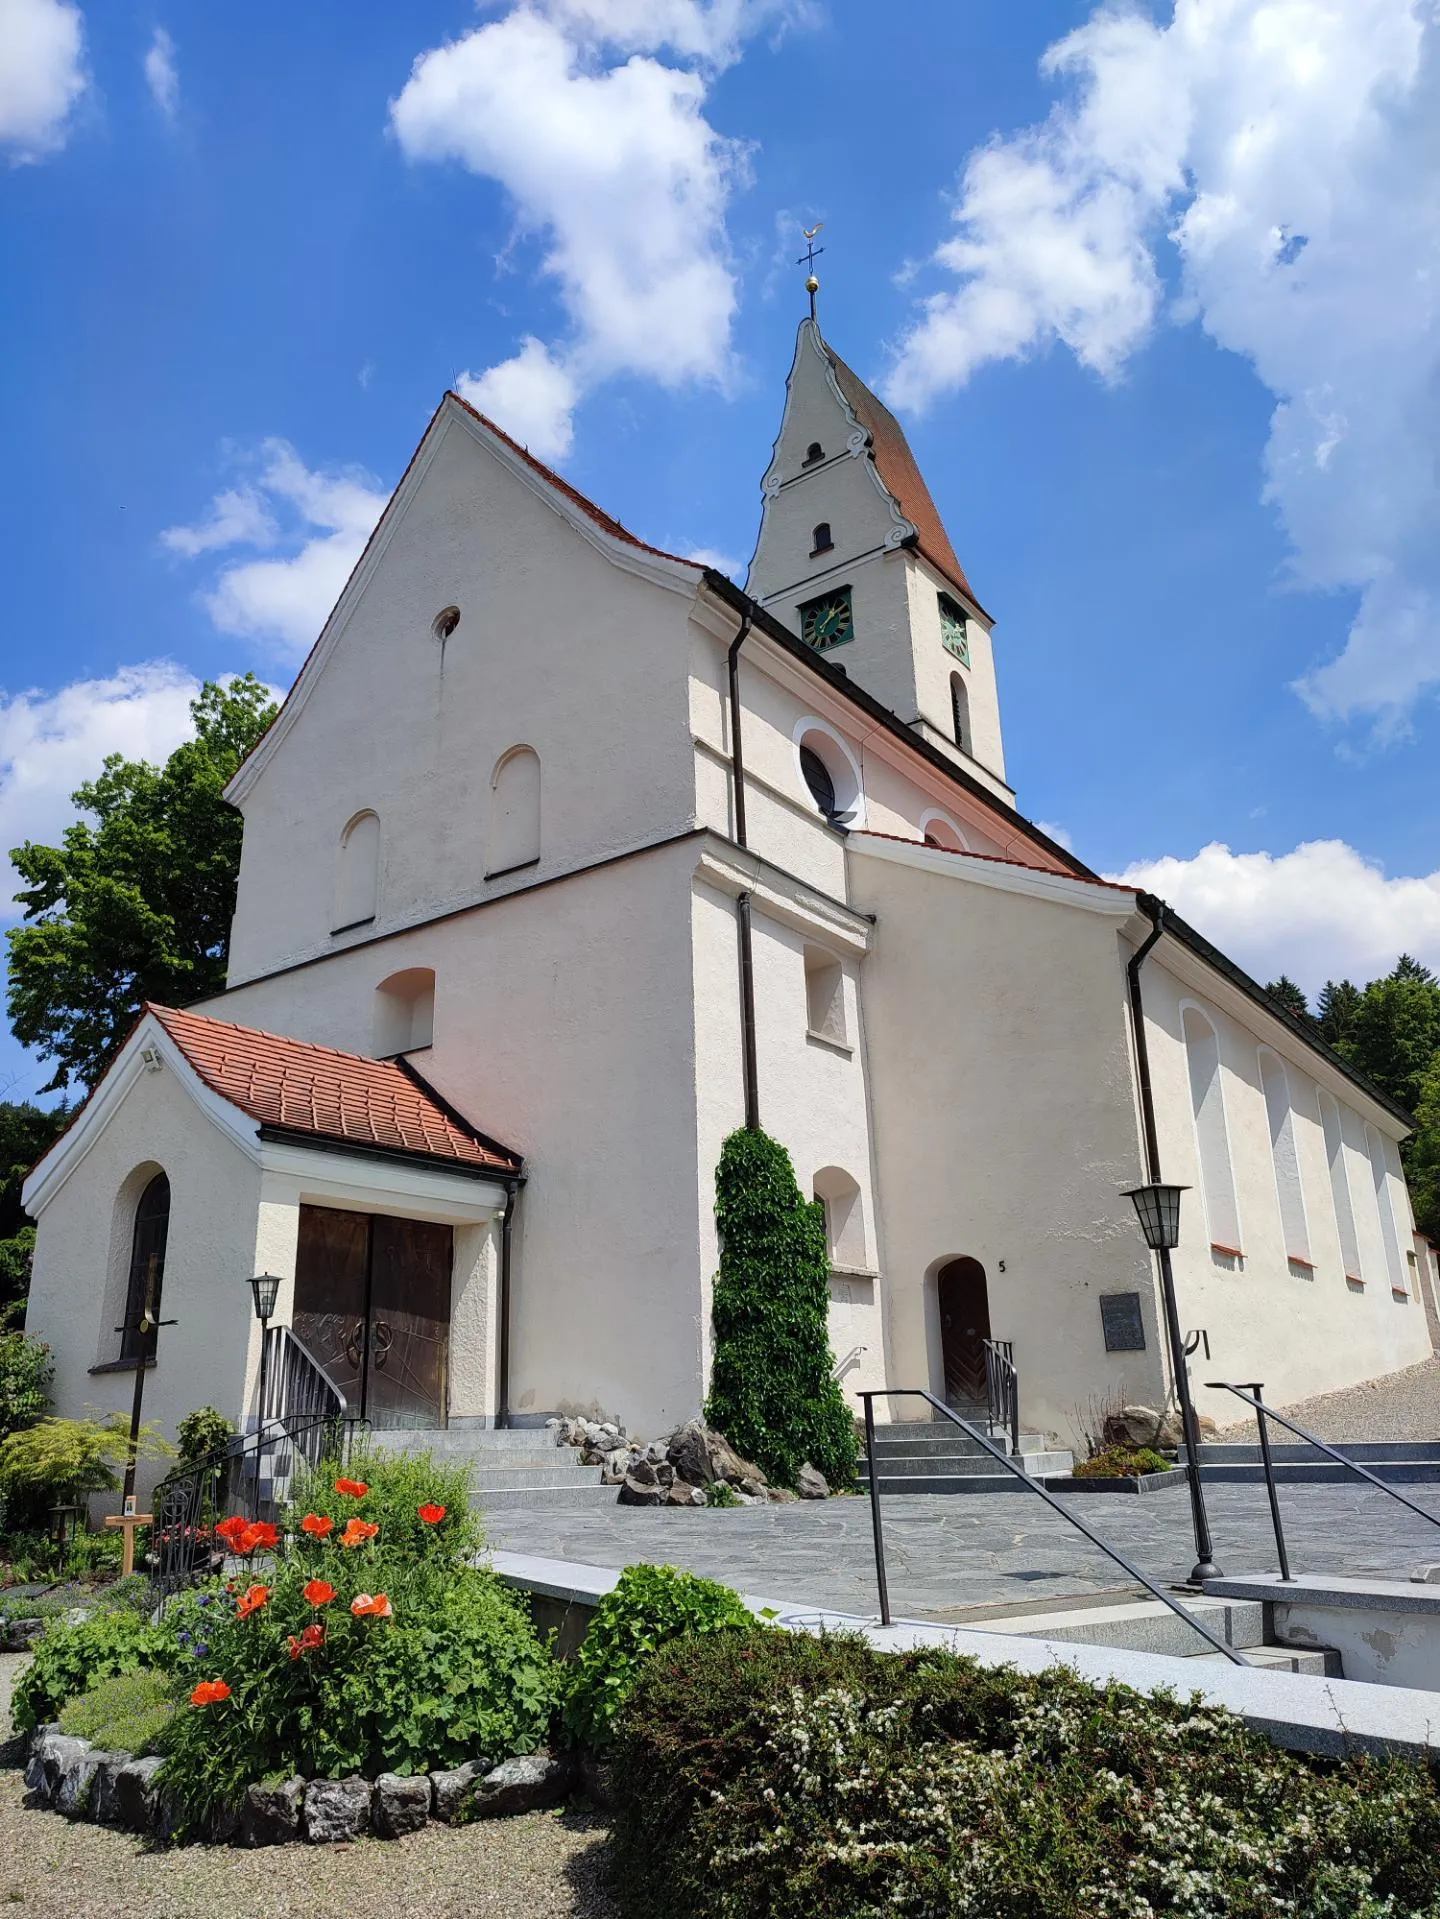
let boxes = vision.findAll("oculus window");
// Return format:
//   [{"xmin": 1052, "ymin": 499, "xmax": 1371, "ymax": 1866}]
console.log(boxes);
[{"xmin": 799, "ymin": 585, "xmax": 853, "ymax": 651}]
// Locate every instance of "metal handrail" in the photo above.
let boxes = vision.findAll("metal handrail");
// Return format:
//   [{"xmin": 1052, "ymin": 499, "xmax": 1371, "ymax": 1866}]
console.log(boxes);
[
  {"xmin": 859, "ymin": 1388, "xmax": 1248, "ymax": 1664},
  {"xmin": 982, "ymin": 1338, "xmax": 1020, "ymax": 1456},
  {"xmin": 1204, "ymin": 1381, "xmax": 1440, "ymax": 1580},
  {"xmin": 263, "ymin": 1323, "xmax": 349, "ymax": 1422}
]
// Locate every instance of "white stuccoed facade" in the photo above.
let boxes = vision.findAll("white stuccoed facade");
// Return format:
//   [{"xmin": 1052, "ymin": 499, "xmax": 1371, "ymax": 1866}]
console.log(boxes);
[{"xmin": 23, "ymin": 320, "xmax": 1438, "ymax": 1463}]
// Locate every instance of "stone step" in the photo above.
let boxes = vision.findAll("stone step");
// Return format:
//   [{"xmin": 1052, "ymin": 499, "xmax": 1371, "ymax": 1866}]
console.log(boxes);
[
  {"xmin": 1191, "ymin": 1460, "xmax": 1440, "ymax": 1486},
  {"xmin": 976, "ymin": 1595, "xmax": 1265, "ymax": 1662},
  {"xmin": 468, "ymin": 1484, "xmax": 617, "ymax": 1511},
  {"xmin": 1193, "ymin": 1440, "xmax": 1440, "ymax": 1464},
  {"xmin": 862, "ymin": 1472, "xmax": 1039, "ymax": 1495},
  {"xmin": 860, "ymin": 1449, "xmax": 1073, "ymax": 1482},
  {"xmin": 868, "ymin": 1424, "xmax": 1051, "ymax": 1455},
  {"xmin": 1185, "ymin": 1642, "xmax": 1340, "ymax": 1676},
  {"xmin": 466, "ymin": 1462, "xmax": 606, "ymax": 1490},
  {"xmin": 369, "ymin": 1428, "xmax": 576, "ymax": 1456}
]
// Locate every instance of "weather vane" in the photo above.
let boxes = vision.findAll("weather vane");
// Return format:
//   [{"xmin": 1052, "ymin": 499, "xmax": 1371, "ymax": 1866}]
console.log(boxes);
[{"xmin": 797, "ymin": 223, "xmax": 824, "ymax": 320}]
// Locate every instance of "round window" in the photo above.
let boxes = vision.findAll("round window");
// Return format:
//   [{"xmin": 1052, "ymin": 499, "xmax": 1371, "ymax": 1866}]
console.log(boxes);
[{"xmin": 800, "ymin": 745, "xmax": 837, "ymax": 818}]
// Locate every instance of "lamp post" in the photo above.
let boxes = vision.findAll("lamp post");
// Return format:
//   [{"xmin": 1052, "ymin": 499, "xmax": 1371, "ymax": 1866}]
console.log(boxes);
[
  {"xmin": 247, "ymin": 1273, "xmax": 281, "ymax": 1432},
  {"xmin": 1121, "ymin": 1182, "xmax": 1223, "ymax": 1585}
]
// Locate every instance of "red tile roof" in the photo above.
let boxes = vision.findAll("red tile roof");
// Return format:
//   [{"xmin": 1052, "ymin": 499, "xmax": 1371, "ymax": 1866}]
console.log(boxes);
[
  {"xmin": 851, "ymin": 830, "xmax": 1137, "ymax": 894},
  {"xmin": 149, "ymin": 1005, "xmax": 521, "ymax": 1176},
  {"xmin": 823, "ymin": 346, "xmax": 981, "ymax": 610}
]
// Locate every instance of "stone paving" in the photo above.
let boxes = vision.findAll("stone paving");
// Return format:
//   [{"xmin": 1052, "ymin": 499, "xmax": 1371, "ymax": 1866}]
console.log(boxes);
[{"xmin": 483, "ymin": 1481, "xmax": 1440, "ymax": 1619}]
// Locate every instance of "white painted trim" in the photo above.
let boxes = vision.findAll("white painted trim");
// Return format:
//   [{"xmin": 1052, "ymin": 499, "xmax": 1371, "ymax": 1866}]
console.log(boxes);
[
  {"xmin": 256, "ymin": 1145, "xmax": 506, "ymax": 1222},
  {"xmin": 228, "ymin": 396, "xmax": 701, "ymax": 805},
  {"xmin": 792, "ymin": 713, "xmax": 868, "ymax": 829},
  {"xmin": 849, "ymin": 830, "xmax": 1135, "ymax": 918},
  {"xmin": 1177, "ymin": 997, "xmax": 1246, "ymax": 1258},
  {"xmin": 694, "ymin": 842, "xmax": 871, "ymax": 957}
]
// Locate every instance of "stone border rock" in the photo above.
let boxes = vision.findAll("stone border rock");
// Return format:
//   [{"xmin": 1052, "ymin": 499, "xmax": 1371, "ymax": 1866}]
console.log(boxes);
[
  {"xmin": 547, "ymin": 1415, "xmax": 830, "ymax": 1506},
  {"xmin": 22, "ymin": 1725, "xmax": 575, "ymax": 1845}
]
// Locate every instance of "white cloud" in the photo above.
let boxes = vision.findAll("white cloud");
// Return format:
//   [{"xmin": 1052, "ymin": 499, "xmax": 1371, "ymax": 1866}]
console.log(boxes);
[
  {"xmin": 457, "ymin": 336, "xmax": 579, "ymax": 461},
  {"xmin": 1111, "ymin": 839, "xmax": 1440, "ymax": 997},
  {"xmin": 0, "ymin": 663, "xmax": 200, "ymax": 918},
  {"xmin": 163, "ymin": 442, "xmax": 388, "ymax": 659},
  {"xmin": 390, "ymin": 2, "xmax": 769, "ymax": 457},
  {"xmin": 0, "ymin": 0, "xmax": 87, "ymax": 161},
  {"xmin": 885, "ymin": 1, "xmax": 1440, "ymax": 738},
  {"xmin": 685, "ymin": 544, "xmax": 744, "ymax": 578},
  {"xmin": 144, "ymin": 25, "xmax": 178, "ymax": 120}
]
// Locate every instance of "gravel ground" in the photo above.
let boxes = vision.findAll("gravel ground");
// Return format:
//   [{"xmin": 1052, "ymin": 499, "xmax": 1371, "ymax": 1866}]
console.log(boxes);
[
  {"xmin": 0, "ymin": 1654, "xmax": 618, "ymax": 1919},
  {"xmin": 1214, "ymin": 1351, "xmax": 1440, "ymax": 1442}
]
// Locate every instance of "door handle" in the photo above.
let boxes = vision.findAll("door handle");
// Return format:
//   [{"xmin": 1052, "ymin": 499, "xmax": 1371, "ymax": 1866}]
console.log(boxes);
[
  {"xmin": 371, "ymin": 1320, "xmax": 393, "ymax": 1369},
  {"xmin": 343, "ymin": 1320, "xmax": 365, "ymax": 1370}
]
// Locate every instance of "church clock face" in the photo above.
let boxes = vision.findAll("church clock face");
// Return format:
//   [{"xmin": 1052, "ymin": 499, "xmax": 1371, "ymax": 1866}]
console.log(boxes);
[{"xmin": 799, "ymin": 585, "xmax": 854, "ymax": 651}]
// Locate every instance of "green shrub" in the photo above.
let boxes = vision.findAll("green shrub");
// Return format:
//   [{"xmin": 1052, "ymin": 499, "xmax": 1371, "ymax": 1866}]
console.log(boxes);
[
  {"xmin": 58, "ymin": 1669, "xmax": 176, "ymax": 1754},
  {"xmin": 13, "ymin": 1609, "xmax": 176, "ymax": 1731},
  {"xmin": 0, "ymin": 1333, "xmax": 51, "ymax": 1444},
  {"xmin": 705, "ymin": 1480, "xmax": 742, "ymax": 1508},
  {"xmin": 563, "ymin": 1562, "xmax": 755, "ymax": 1753},
  {"xmin": 177, "ymin": 1407, "xmax": 233, "ymax": 1465},
  {"xmin": 705, "ymin": 1128, "xmax": 857, "ymax": 1491},
  {"xmin": 0, "ymin": 1414, "xmax": 166, "ymax": 1533},
  {"xmin": 1072, "ymin": 1444, "xmax": 1171, "ymax": 1479},
  {"xmin": 288, "ymin": 1443, "xmax": 484, "ymax": 1565},
  {"xmin": 609, "ymin": 1630, "xmax": 1440, "ymax": 1919}
]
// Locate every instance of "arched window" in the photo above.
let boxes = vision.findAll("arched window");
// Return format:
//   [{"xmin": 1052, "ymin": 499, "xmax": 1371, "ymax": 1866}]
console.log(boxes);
[
  {"xmin": 1366, "ymin": 1124, "xmax": 1406, "ymax": 1291},
  {"xmin": 950, "ymin": 673, "xmax": 970, "ymax": 752},
  {"xmin": 1318, "ymin": 1090, "xmax": 1362, "ymax": 1280},
  {"xmin": 794, "ymin": 720, "xmax": 864, "ymax": 829},
  {"xmin": 814, "ymin": 1167, "xmax": 865, "ymax": 1269},
  {"xmin": 375, "ymin": 967, "xmax": 436, "ymax": 1055},
  {"xmin": 122, "ymin": 1172, "xmax": 170, "ymax": 1363},
  {"xmin": 800, "ymin": 745, "xmax": 836, "ymax": 818},
  {"xmin": 810, "ymin": 521, "xmax": 833, "ymax": 554},
  {"xmin": 486, "ymin": 746, "xmax": 541, "ymax": 877},
  {"xmin": 1259, "ymin": 1049, "xmax": 1310, "ymax": 1262},
  {"xmin": 803, "ymin": 441, "xmax": 824, "ymax": 465},
  {"xmin": 920, "ymin": 812, "xmax": 968, "ymax": 853},
  {"xmin": 1182, "ymin": 1006, "xmax": 1242, "ymax": 1252},
  {"xmin": 334, "ymin": 811, "xmax": 380, "ymax": 930}
]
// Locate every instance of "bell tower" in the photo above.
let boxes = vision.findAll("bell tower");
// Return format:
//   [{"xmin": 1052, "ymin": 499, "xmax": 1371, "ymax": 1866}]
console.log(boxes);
[{"xmin": 747, "ymin": 314, "xmax": 1010, "ymax": 801}]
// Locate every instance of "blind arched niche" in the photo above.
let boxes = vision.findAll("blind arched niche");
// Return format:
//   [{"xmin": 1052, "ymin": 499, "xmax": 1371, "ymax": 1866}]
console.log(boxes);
[{"xmin": 486, "ymin": 746, "xmax": 541, "ymax": 877}]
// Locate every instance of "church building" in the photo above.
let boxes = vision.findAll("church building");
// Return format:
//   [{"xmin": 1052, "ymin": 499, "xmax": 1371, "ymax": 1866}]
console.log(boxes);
[{"xmin": 22, "ymin": 317, "xmax": 1439, "ymax": 1471}]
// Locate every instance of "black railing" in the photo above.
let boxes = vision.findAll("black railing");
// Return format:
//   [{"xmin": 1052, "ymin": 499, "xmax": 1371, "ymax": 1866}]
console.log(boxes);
[
  {"xmin": 983, "ymin": 1338, "xmax": 1020, "ymax": 1456},
  {"xmin": 1205, "ymin": 1381, "xmax": 1440, "ymax": 1582},
  {"xmin": 859, "ymin": 1388, "xmax": 1247, "ymax": 1664},
  {"xmin": 148, "ymin": 1414, "xmax": 359, "ymax": 1600},
  {"xmin": 262, "ymin": 1325, "xmax": 349, "ymax": 1424}
]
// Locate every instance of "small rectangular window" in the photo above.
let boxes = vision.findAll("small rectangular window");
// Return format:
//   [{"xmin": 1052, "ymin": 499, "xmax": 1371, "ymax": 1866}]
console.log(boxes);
[
  {"xmin": 939, "ymin": 594, "xmax": 970, "ymax": 666},
  {"xmin": 799, "ymin": 585, "xmax": 854, "ymax": 651},
  {"xmin": 1099, "ymin": 1292, "xmax": 1146, "ymax": 1352},
  {"xmin": 805, "ymin": 948, "xmax": 847, "ymax": 1046}
]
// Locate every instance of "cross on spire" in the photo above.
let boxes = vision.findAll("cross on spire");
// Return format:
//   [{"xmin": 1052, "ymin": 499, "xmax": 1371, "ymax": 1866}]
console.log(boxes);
[{"xmin": 797, "ymin": 224, "xmax": 824, "ymax": 320}]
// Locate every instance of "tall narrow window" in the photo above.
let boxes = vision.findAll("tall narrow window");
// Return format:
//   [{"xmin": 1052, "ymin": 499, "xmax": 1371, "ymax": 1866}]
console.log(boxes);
[
  {"xmin": 814, "ymin": 1167, "xmax": 865, "ymax": 1269},
  {"xmin": 334, "ymin": 811, "xmax": 380, "ymax": 930},
  {"xmin": 1259, "ymin": 1050, "xmax": 1311, "ymax": 1262},
  {"xmin": 1318, "ymin": 1090, "xmax": 1362, "ymax": 1280},
  {"xmin": 1183, "ymin": 1007, "xmax": 1242, "ymax": 1252},
  {"xmin": 804, "ymin": 946, "xmax": 847, "ymax": 1045},
  {"xmin": 374, "ymin": 967, "xmax": 436, "ymax": 1054},
  {"xmin": 810, "ymin": 521, "xmax": 833, "ymax": 554},
  {"xmin": 486, "ymin": 746, "xmax": 541, "ymax": 877},
  {"xmin": 950, "ymin": 674, "xmax": 970, "ymax": 752},
  {"xmin": 122, "ymin": 1172, "xmax": 170, "ymax": 1363},
  {"xmin": 1366, "ymin": 1124, "xmax": 1407, "ymax": 1292}
]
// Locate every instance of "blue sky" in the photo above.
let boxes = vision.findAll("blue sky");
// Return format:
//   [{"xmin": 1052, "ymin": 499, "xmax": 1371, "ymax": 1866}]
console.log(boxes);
[{"xmin": 2, "ymin": 0, "xmax": 1439, "ymax": 1101}]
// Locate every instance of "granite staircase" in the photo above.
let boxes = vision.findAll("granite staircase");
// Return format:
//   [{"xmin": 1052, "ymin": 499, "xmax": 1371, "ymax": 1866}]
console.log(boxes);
[
  {"xmin": 1184, "ymin": 1440, "xmax": 1440, "ymax": 1485},
  {"xmin": 945, "ymin": 1589, "xmax": 1339, "ymax": 1675},
  {"xmin": 859, "ymin": 1420, "xmax": 1073, "ymax": 1495},
  {"xmin": 369, "ymin": 1426, "xmax": 615, "ymax": 1510}
]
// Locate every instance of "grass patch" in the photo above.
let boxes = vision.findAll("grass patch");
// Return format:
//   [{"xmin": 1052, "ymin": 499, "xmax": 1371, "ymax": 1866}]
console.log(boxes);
[{"xmin": 58, "ymin": 1669, "xmax": 176, "ymax": 1754}]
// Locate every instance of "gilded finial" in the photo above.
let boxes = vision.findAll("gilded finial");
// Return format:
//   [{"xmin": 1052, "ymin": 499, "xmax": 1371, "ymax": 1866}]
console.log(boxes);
[{"xmin": 797, "ymin": 223, "xmax": 825, "ymax": 321}]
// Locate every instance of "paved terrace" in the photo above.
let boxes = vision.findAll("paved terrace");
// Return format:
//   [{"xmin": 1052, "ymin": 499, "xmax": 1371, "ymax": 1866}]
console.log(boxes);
[{"xmin": 483, "ymin": 1482, "xmax": 1440, "ymax": 1619}]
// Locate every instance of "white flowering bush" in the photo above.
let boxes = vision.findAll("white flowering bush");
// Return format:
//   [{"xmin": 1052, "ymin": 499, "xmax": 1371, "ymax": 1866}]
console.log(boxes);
[{"xmin": 608, "ymin": 1631, "xmax": 1440, "ymax": 1918}]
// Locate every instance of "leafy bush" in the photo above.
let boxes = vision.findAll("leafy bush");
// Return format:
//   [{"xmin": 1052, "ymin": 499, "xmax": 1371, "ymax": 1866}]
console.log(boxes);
[
  {"xmin": 609, "ymin": 1630, "xmax": 1440, "ymax": 1919},
  {"xmin": 1072, "ymin": 1444, "xmax": 1171, "ymax": 1480},
  {"xmin": 177, "ymin": 1407, "xmax": 233, "ymax": 1465},
  {"xmin": 154, "ymin": 1470, "xmax": 553, "ymax": 1834},
  {"xmin": 0, "ymin": 1414, "xmax": 165, "ymax": 1532},
  {"xmin": 58, "ymin": 1669, "xmax": 176, "ymax": 1754},
  {"xmin": 563, "ymin": 1562, "xmax": 755, "ymax": 1753},
  {"xmin": 705, "ymin": 1480, "xmax": 742, "ymax": 1508},
  {"xmin": 705, "ymin": 1128, "xmax": 857, "ymax": 1491},
  {"xmin": 0, "ymin": 1332, "xmax": 51, "ymax": 1443},
  {"xmin": 13, "ymin": 1609, "xmax": 176, "ymax": 1731},
  {"xmin": 288, "ymin": 1443, "xmax": 484, "ymax": 1565}
]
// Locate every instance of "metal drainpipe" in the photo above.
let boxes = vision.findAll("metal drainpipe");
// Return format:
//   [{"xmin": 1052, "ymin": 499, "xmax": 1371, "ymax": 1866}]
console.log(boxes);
[
  {"xmin": 727, "ymin": 615, "xmax": 760, "ymax": 1130},
  {"xmin": 495, "ymin": 1180, "xmax": 521, "ymax": 1431},
  {"xmin": 1126, "ymin": 896, "xmax": 1222, "ymax": 1583}
]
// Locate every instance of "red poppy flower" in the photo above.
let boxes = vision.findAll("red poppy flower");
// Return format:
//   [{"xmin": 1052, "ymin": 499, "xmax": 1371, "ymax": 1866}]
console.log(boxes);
[
  {"xmin": 235, "ymin": 1583, "xmax": 269, "ymax": 1619},
  {"xmin": 334, "ymin": 1477, "xmax": 369, "ymax": 1498},
  {"xmin": 338, "ymin": 1517, "xmax": 380, "ymax": 1549},
  {"xmin": 214, "ymin": 1515, "xmax": 250, "ymax": 1545},
  {"xmin": 300, "ymin": 1513, "xmax": 335, "ymax": 1538},
  {"xmin": 287, "ymin": 1622, "xmax": 326, "ymax": 1660},
  {"xmin": 190, "ymin": 1679, "xmax": 231, "ymax": 1707},
  {"xmin": 303, "ymin": 1578, "xmax": 337, "ymax": 1608},
  {"xmin": 350, "ymin": 1592, "xmax": 392, "ymax": 1619},
  {"xmin": 417, "ymin": 1503, "xmax": 446, "ymax": 1525}
]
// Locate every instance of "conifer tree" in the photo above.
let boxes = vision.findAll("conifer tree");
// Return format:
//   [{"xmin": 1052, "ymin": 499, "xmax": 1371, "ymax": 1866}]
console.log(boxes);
[
  {"xmin": 705, "ymin": 1127, "xmax": 857, "ymax": 1490},
  {"xmin": 1264, "ymin": 975, "xmax": 1310, "ymax": 1023}
]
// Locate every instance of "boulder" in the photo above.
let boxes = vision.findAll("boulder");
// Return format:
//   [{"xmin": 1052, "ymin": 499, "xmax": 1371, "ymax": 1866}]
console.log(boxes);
[
  {"xmin": 114, "ymin": 1756, "xmax": 167, "ymax": 1834},
  {"xmin": 240, "ymin": 1774, "xmax": 306, "ymax": 1847},
  {"xmin": 431, "ymin": 1760, "xmax": 483, "ymax": 1824},
  {"xmin": 588, "ymin": 1430, "xmax": 625, "ymax": 1455},
  {"xmin": 738, "ymin": 1477, "xmax": 768, "ymax": 1501},
  {"xmin": 796, "ymin": 1463, "xmax": 829, "ymax": 1500},
  {"xmin": 58, "ymin": 1747, "xmax": 125, "ymax": 1819},
  {"xmin": 666, "ymin": 1418, "xmax": 767, "ymax": 1489},
  {"xmin": 654, "ymin": 1461, "xmax": 675, "ymax": 1489},
  {"xmin": 373, "ymin": 1771, "xmax": 431, "ymax": 1839},
  {"xmin": 766, "ymin": 1486, "xmax": 799, "ymax": 1503},
  {"xmin": 472, "ymin": 1751, "xmax": 575, "ymax": 1819},
  {"xmin": 203, "ymin": 1800, "xmax": 242, "ymax": 1846},
  {"xmin": 1102, "ymin": 1405, "xmax": 1184, "ymax": 1451},
  {"xmin": 644, "ymin": 1440, "xmax": 669, "ymax": 1465},
  {"xmin": 93, "ymin": 1752, "xmax": 135, "ymax": 1826},
  {"xmin": 618, "ymin": 1471, "xmax": 664, "ymax": 1506},
  {"xmin": 709, "ymin": 1429, "xmax": 767, "ymax": 1487},
  {"xmin": 25, "ymin": 1730, "xmax": 90, "ymax": 1804},
  {"xmin": 666, "ymin": 1482, "xmax": 705, "ymax": 1506},
  {"xmin": 304, "ymin": 1776, "xmax": 372, "ymax": 1844}
]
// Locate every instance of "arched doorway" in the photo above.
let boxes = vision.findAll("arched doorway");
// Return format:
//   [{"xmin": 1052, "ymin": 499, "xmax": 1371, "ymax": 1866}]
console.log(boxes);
[{"xmin": 937, "ymin": 1257, "xmax": 990, "ymax": 1407}]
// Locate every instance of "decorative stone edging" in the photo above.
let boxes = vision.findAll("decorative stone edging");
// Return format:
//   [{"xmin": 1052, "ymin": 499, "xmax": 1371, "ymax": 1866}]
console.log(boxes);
[{"xmin": 23, "ymin": 1725, "xmax": 575, "ymax": 1844}]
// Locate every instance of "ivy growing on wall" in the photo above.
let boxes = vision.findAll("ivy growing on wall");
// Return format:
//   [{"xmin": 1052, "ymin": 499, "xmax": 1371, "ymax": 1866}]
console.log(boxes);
[{"xmin": 705, "ymin": 1128, "xmax": 857, "ymax": 1491}]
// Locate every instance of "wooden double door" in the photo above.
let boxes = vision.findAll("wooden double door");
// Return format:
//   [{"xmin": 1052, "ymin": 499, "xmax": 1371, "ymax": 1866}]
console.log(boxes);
[{"xmin": 293, "ymin": 1205, "xmax": 453, "ymax": 1428}]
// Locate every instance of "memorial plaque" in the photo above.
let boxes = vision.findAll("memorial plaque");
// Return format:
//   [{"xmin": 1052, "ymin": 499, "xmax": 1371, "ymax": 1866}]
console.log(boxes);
[{"xmin": 1100, "ymin": 1291, "xmax": 1146, "ymax": 1353}]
